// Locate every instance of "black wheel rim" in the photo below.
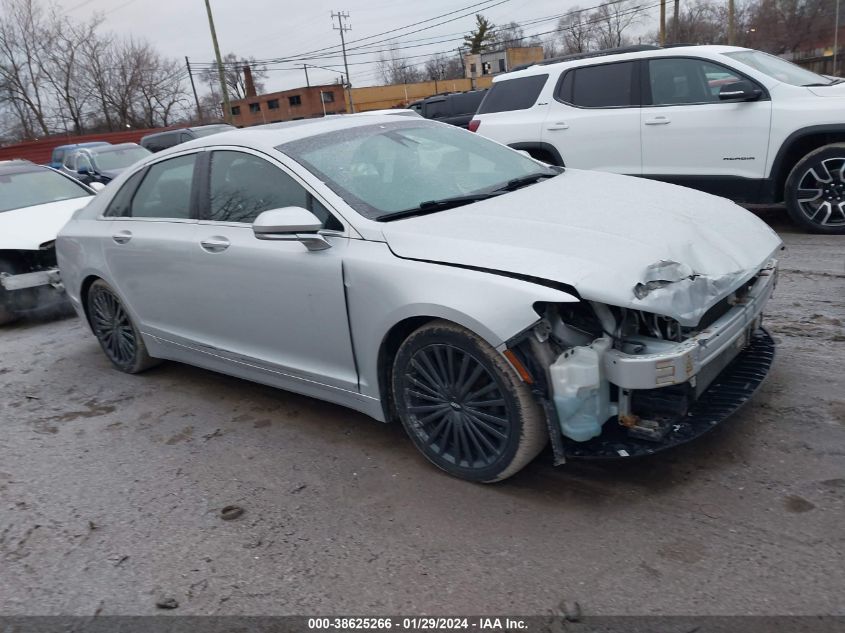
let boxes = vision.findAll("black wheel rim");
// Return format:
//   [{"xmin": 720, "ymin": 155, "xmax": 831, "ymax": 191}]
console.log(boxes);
[
  {"xmin": 403, "ymin": 344, "xmax": 511, "ymax": 469},
  {"xmin": 90, "ymin": 287, "xmax": 136, "ymax": 366},
  {"xmin": 796, "ymin": 157, "xmax": 845, "ymax": 227}
]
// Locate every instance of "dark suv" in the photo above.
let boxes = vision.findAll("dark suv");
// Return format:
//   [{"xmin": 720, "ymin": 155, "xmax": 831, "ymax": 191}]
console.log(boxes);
[
  {"xmin": 140, "ymin": 124, "xmax": 234, "ymax": 153},
  {"xmin": 416, "ymin": 91, "xmax": 487, "ymax": 128}
]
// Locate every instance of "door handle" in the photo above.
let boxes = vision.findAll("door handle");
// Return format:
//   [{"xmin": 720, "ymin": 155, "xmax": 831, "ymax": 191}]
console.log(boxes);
[
  {"xmin": 644, "ymin": 116, "xmax": 670, "ymax": 125},
  {"xmin": 112, "ymin": 230, "xmax": 132, "ymax": 244},
  {"xmin": 200, "ymin": 237, "xmax": 230, "ymax": 253},
  {"xmin": 547, "ymin": 122, "xmax": 569, "ymax": 130}
]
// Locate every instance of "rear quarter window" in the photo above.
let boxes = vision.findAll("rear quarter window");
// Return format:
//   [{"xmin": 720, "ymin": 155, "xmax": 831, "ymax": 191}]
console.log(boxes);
[
  {"xmin": 477, "ymin": 74, "xmax": 549, "ymax": 114},
  {"xmin": 561, "ymin": 61, "xmax": 637, "ymax": 108}
]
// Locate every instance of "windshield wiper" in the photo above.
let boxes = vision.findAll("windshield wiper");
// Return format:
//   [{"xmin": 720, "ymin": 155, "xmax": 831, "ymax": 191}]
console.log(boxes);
[
  {"xmin": 802, "ymin": 80, "xmax": 841, "ymax": 86},
  {"xmin": 376, "ymin": 193, "xmax": 498, "ymax": 222},
  {"xmin": 493, "ymin": 170, "xmax": 559, "ymax": 193}
]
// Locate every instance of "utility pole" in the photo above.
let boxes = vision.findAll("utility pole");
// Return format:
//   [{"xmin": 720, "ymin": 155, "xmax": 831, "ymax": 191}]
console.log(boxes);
[
  {"xmin": 204, "ymin": 0, "xmax": 232, "ymax": 124},
  {"xmin": 332, "ymin": 11, "xmax": 355, "ymax": 113},
  {"xmin": 727, "ymin": 0, "xmax": 736, "ymax": 45},
  {"xmin": 302, "ymin": 64, "xmax": 310, "ymax": 87},
  {"xmin": 835, "ymin": 0, "xmax": 841, "ymax": 76},
  {"xmin": 673, "ymin": 0, "xmax": 680, "ymax": 44},
  {"xmin": 185, "ymin": 56, "xmax": 203, "ymax": 123},
  {"xmin": 659, "ymin": 0, "xmax": 666, "ymax": 45}
]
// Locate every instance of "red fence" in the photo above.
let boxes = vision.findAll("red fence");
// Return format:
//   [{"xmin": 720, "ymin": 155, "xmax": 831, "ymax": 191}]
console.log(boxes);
[{"xmin": 0, "ymin": 127, "xmax": 177, "ymax": 164}]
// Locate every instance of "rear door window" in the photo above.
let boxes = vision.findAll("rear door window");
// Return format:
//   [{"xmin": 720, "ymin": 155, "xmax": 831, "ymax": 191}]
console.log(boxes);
[
  {"xmin": 424, "ymin": 99, "xmax": 451, "ymax": 119},
  {"xmin": 564, "ymin": 61, "xmax": 637, "ymax": 108},
  {"xmin": 130, "ymin": 154, "xmax": 197, "ymax": 219},
  {"xmin": 477, "ymin": 74, "xmax": 549, "ymax": 113}
]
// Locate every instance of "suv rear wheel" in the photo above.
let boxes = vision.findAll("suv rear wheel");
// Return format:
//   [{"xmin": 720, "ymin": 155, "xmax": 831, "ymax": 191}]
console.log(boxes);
[{"xmin": 785, "ymin": 143, "xmax": 845, "ymax": 234}]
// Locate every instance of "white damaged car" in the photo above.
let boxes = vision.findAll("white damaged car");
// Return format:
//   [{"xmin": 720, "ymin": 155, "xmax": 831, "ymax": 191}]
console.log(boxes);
[
  {"xmin": 0, "ymin": 160, "xmax": 97, "ymax": 324},
  {"xmin": 56, "ymin": 117, "xmax": 782, "ymax": 482}
]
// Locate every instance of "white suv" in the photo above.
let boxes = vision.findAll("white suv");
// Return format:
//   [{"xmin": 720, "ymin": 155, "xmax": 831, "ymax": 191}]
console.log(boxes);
[{"xmin": 470, "ymin": 45, "xmax": 845, "ymax": 234}]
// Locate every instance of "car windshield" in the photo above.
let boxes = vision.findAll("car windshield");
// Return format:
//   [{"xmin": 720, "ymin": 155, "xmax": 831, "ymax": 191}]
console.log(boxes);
[
  {"xmin": 278, "ymin": 121, "xmax": 554, "ymax": 220},
  {"xmin": 91, "ymin": 146, "xmax": 151, "ymax": 170},
  {"xmin": 0, "ymin": 168, "xmax": 92, "ymax": 212},
  {"xmin": 724, "ymin": 50, "xmax": 834, "ymax": 86}
]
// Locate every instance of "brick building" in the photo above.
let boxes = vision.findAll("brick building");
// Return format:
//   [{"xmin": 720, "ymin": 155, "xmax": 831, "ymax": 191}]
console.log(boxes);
[{"xmin": 229, "ymin": 84, "xmax": 347, "ymax": 127}]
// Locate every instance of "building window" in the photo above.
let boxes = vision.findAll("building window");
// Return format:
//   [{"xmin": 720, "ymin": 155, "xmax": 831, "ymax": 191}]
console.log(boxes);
[
  {"xmin": 231, "ymin": 105, "xmax": 241, "ymax": 116},
  {"xmin": 498, "ymin": 58, "xmax": 506, "ymax": 72},
  {"xmin": 321, "ymin": 92, "xmax": 335, "ymax": 103},
  {"xmin": 289, "ymin": 95, "xmax": 302, "ymax": 106},
  {"xmin": 267, "ymin": 99, "xmax": 279, "ymax": 110},
  {"xmin": 249, "ymin": 103, "xmax": 260, "ymax": 113},
  {"xmin": 470, "ymin": 63, "xmax": 477, "ymax": 74}
]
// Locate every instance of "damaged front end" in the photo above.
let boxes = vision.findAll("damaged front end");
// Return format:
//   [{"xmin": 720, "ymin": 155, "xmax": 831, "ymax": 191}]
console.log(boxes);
[
  {"xmin": 507, "ymin": 260, "xmax": 778, "ymax": 462},
  {"xmin": 0, "ymin": 243, "xmax": 66, "ymax": 322}
]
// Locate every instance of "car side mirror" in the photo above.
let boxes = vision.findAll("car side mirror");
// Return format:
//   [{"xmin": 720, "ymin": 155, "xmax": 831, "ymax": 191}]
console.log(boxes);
[
  {"xmin": 719, "ymin": 80, "xmax": 762, "ymax": 102},
  {"xmin": 252, "ymin": 207, "xmax": 331, "ymax": 251},
  {"xmin": 89, "ymin": 182, "xmax": 106, "ymax": 192}
]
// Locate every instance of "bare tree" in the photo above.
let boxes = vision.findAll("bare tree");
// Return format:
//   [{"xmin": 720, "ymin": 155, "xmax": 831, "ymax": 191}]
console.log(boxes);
[
  {"xmin": 423, "ymin": 53, "xmax": 464, "ymax": 80},
  {"xmin": 199, "ymin": 52, "xmax": 268, "ymax": 100},
  {"xmin": 590, "ymin": 0, "xmax": 646, "ymax": 50},
  {"xmin": 0, "ymin": 0, "xmax": 50, "ymax": 136},
  {"xmin": 744, "ymin": 0, "xmax": 829, "ymax": 54},
  {"xmin": 558, "ymin": 6, "xmax": 597, "ymax": 54},
  {"xmin": 39, "ymin": 10, "xmax": 102, "ymax": 133},
  {"xmin": 492, "ymin": 21, "xmax": 525, "ymax": 48},
  {"xmin": 377, "ymin": 44, "xmax": 424, "ymax": 84}
]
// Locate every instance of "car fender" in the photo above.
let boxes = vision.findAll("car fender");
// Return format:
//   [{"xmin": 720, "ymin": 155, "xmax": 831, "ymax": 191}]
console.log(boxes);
[{"xmin": 341, "ymin": 240, "xmax": 578, "ymax": 404}]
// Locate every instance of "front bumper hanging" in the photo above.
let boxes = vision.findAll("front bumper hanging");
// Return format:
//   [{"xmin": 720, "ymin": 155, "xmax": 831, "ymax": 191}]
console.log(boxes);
[{"xmin": 563, "ymin": 327, "xmax": 775, "ymax": 460}]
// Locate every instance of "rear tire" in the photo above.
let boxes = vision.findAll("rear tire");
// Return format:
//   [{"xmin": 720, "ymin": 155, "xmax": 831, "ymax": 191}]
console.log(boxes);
[
  {"xmin": 391, "ymin": 320, "xmax": 547, "ymax": 483},
  {"xmin": 86, "ymin": 279, "xmax": 160, "ymax": 373},
  {"xmin": 785, "ymin": 143, "xmax": 845, "ymax": 234}
]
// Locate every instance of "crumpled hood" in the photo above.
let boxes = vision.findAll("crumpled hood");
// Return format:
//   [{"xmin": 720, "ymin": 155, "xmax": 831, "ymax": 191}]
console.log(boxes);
[
  {"xmin": 381, "ymin": 169, "xmax": 782, "ymax": 326},
  {"xmin": 0, "ymin": 196, "xmax": 93, "ymax": 251}
]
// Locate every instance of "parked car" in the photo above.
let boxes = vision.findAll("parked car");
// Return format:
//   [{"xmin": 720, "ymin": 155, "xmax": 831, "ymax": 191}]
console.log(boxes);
[
  {"xmin": 57, "ymin": 116, "xmax": 780, "ymax": 482},
  {"xmin": 470, "ymin": 44, "xmax": 845, "ymax": 234},
  {"xmin": 416, "ymin": 90, "xmax": 487, "ymax": 128},
  {"xmin": 140, "ymin": 124, "xmax": 235, "ymax": 153},
  {"xmin": 49, "ymin": 141, "xmax": 110, "ymax": 170},
  {"xmin": 61, "ymin": 143, "xmax": 151, "ymax": 185},
  {"xmin": 0, "ymin": 161, "xmax": 97, "ymax": 324}
]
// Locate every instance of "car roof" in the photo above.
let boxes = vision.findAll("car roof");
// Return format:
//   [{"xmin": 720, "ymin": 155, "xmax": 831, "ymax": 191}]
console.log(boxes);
[
  {"xmin": 1, "ymin": 161, "xmax": 54, "ymax": 176},
  {"xmin": 153, "ymin": 115, "xmax": 429, "ymax": 157},
  {"xmin": 496, "ymin": 45, "xmax": 753, "ymax": 80},
  {"xmin": 87, "ymin": 142, "xmax": 144, "ymax": 154}
]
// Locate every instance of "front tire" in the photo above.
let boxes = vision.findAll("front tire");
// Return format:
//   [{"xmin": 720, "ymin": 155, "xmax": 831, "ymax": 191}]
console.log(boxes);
[
  {"xmin": 86, "ymin": 279, "xmax": 160, "ymax": 373},
  {"xmin": 391, "ymin": 320, "xmax": 547, "ymax": 483},
  {"xmin": 785, "ymin": 143, "xmax": 845, "ymax": 234}
]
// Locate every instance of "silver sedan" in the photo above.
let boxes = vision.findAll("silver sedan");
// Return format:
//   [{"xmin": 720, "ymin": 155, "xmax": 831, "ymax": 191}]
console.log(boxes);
[{"xmin": 56, "ymin": 116, "xmax": 782, "ymax": 482}]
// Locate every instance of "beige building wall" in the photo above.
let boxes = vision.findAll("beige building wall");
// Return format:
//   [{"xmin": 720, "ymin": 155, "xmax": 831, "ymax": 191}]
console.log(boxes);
[{"xmin": 348, "ymin": 76, "xmax": 494, "ymax": 113}]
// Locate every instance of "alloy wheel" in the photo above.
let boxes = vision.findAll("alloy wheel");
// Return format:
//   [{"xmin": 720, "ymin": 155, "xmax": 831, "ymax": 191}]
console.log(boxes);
[
  {"xmin": 402, "ymin": 344, "xmax": 512, "ymax": 469},
  {"xmin": 90, "ymin": 286, "xmax": 137, "ymax": 366},
  {"xmin": 795, "ymin": 157, "xmax": 845, "ymax": 228}
]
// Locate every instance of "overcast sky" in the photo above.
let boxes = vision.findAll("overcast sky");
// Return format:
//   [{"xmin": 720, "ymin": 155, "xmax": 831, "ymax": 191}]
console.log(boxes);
[{"xmin": 68, "ymin": 0, "xmax": 661, "ymax": 94}]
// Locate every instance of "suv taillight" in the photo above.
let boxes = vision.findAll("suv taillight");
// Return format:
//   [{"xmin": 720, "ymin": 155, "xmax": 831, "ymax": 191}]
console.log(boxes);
[{"xmin": 468, "ymin": 119, "xmax": 480, "ymax": 133}]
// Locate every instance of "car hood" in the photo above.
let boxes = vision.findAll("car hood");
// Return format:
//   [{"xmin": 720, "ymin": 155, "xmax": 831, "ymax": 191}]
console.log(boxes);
[
  {"xmin": 380, "ymin": 169, "xmax": 782, "ymax": 326},
  {"xmin": 807, "ymin": 82, "xmax": 845, "ymax": 97},
  {"xmin": 0, "ymin": 196, "xmax": 93, "ymax": 251}
]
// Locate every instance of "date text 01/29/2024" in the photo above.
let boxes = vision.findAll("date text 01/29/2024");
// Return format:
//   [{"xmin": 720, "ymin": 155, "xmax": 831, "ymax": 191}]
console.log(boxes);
[{"xmin": 306, "ymin": 617, "xmax": 529, "ymax": 630}]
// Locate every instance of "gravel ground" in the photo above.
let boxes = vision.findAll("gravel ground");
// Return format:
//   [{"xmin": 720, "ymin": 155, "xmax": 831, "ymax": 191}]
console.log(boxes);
[{"xmin": 0, "ymin": 207, "xmax": 843, "ymax": 616}]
